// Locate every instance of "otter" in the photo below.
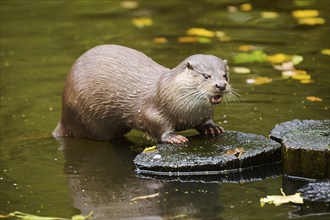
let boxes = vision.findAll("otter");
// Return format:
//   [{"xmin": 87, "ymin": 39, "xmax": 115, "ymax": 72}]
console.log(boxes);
[{"xmin": 53, "ymin": 44, "xmax": 234, "ymax": 144}]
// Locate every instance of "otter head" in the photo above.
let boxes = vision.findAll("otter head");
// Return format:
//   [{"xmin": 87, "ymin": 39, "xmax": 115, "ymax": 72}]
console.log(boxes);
[{"xmin": 174, "ymin": 54, "xmax": 231, "ymax": 105}]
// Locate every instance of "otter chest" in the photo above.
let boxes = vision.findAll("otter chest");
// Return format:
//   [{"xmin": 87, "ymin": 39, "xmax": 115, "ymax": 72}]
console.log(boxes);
[{"xmin": 173, "ymin": 105, "xmax": 214, "ymax": 131}]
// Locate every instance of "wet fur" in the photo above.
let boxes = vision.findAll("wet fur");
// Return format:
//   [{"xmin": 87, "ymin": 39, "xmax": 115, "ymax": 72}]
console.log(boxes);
[{"xmin": 53, "ymin": 45, "xmax": 231, "ymax": 143}]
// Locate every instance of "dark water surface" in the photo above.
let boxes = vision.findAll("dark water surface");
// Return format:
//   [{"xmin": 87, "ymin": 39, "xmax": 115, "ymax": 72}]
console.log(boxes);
[{"xmin": 1, "ymin": 0, "xmax": 329, "ymax": 219}]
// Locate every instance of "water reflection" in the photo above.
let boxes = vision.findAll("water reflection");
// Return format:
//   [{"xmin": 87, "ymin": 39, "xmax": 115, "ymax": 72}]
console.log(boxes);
[
  {"xmin": 282, "ymin": 176, "xmax": 330, "ymax": 218},
  {"xmin": 59, "ymin": 138, "xmax": 223, "ymax": 219}
]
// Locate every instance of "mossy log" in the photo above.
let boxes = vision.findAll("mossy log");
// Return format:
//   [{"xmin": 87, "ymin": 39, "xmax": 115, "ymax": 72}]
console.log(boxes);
[{"xmin": 270, "ymin": 119, "xmax": 330, "ymax": 179}]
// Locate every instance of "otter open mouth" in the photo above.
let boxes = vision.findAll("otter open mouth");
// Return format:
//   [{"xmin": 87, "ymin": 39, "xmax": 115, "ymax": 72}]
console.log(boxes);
[{"xmin": 210, "ymin": 95, "xmax": 222, "ymax": 104}]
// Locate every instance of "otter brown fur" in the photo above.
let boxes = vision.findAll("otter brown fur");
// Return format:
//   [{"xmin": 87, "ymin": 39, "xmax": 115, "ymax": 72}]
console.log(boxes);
[{"xmin": 53, "ymin": 44, "xmax": 232, "ymax": 144}]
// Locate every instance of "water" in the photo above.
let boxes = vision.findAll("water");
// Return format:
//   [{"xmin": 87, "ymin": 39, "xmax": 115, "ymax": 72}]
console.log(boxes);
[{"xmin": 1, "ymin": 0, "xmax": 329, "ymax": 219}]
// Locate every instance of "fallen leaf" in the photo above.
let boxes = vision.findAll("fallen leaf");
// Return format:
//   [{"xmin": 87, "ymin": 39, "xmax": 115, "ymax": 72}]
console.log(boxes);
[
  {"xmin": 120, "ymin": 1, "xmax": 138, "ymax": 9},
  {"xmin": 178, "ymin": 36, "xmax": 211, "ymax": 44},
  {"xmin": 153, "ymin": 37, "xmax": 168, "ymax": 44},
  {"xmin": 132, "ymin": 17, "xmax": 153, "ymax": 28},
  {"xmin": 240, "ymin": 3, "xmax": 252, "ymax": 11},
  {"xmin": 131, "ymin": 193, "xmax": 160, "ymax": 201},
  {"xmin": 260, "ymin": 188, "xmax": 304, "ymax": 207},
  {"xmin": 292, "ymin": 55, "xmax": 304, "ymax": 65},
  {"xmin": 187, "ymin": 27, "xmax": 215, "ymax": 38},
  {"xmin": 143, "ymin": 146, "xmax": 157, "ymax": 152},
  {"xmin": 233, "ymin": 50, "xmax": 268, "ymax": 63},
  {"xmin": 2, "ymin": 211, "xmax": 93, "ymax": 220},
  {"xmin": 274, "ymin": 62, "xmax": 295, "ymax": 71},
  {"xmin": 216, "ymin": 31, "xmax": 231, "ymax": 42},
  {"xmin": 281, "ymin": 69, "xmax": 312, "ymax": 83},
  {"xmin": 297, "ymin": 17, "xmax": 325, "ymax": 25},
  {"xmin": 225, "ymin": 149, "xmax": 237, "ymax": 155},
  {"xmin": 215, "ymin": 31, "xmax": 226, "ymax": 38},
  {"xmin": 321, "ymin": 49, "xmax": 330, "ymax": 56},
  {"xmin": 300, "ymin": 79, "xmax": 314, "ymax": 84},
  {"xmin": 267, "ymin": 53, "xmax": 292, "ymax": 64},
  {"xmin": 238, "ymin": 45, "xmax": 257, "ymax": 52},
  {"xmin": 261, "ymin": 11, "xmax": 279, "ymax": 19},
  {"xmin": 281, "ymin": 70, "xmax": 295, "ymax": 78},
  {"xmin": 227, "ymin": 5, "xmax": 238, "ymax": 13},
  {"xmin": 292, "ymin": 9, "xmax": 319, "ymax": 18},
  {"xmin": 224, "ymin": 148, "xmax": 246, "ymax": 158},
  {"xmin": 291, "ymin": 70, "xmax": 311, "ymax": 80},
  {"xmin": 178, "ymin": 36, "xmax": 198, "ymax": 43},
  {"xmin": 197, "ymin": 37, "xmax": 212, "ymax": 43},
  {"xmin": 233, "ymin": 67, "xmax": 251, "ymax": 74},
  {"xmin": 246, "ymin": 77, "xmax": 273, "ymax": 85},
  {"xmin": 306, "ymin": 96, "xmax": 323, "ymax": 102}
]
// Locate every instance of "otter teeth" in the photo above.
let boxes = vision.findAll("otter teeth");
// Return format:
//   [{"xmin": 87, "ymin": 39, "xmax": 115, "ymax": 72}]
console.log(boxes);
[{"xmin": 210, "ymin": 95, "xmax": 222, "ymax": 104}]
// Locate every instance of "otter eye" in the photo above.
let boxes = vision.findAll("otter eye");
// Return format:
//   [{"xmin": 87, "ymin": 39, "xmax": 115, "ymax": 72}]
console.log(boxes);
[
  {"xmin": 223, "ymin": 73, "xmax": 228, "ymax": 81},
  {"xmin": 202, "ymin": 73, "xmax": 211, "ymax": 79}
]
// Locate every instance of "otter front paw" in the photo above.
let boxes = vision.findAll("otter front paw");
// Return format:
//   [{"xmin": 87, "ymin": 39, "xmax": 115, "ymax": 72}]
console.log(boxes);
[
  {"xmin": 198, "ymin": 123, "xmax": 224, "ymax": 135},
  {"xmin": 161, "ymin": 133, "xmax": 188, "ymax": 144}
]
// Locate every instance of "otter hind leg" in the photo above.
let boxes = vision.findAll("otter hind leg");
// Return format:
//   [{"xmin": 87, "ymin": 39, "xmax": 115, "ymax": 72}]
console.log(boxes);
[{"xmin": 52, "ymin": 122, "xmax": 66, "ymax": 137}]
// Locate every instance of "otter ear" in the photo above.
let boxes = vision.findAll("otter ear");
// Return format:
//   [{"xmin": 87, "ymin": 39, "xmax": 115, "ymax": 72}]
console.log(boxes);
[
  {"xmin": 223, "ymin": 59, "xmax": 228, "ymax": 65},
  {"xmin": 186, "ymin": 62, "xmax": 194, "ymax": 70}
]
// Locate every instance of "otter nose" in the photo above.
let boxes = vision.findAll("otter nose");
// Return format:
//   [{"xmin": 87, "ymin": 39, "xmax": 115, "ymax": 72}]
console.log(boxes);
[{"xmin": 215, "ymin": 83, "xmax": 226, "ymax": 91}]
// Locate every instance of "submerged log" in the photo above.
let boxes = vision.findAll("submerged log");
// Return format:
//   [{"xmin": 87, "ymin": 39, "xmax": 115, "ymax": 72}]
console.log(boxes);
[
  {"xmin": 134, "ymin": 131, "xmax": 281, "ymax": 181},
  {"xmin": 270, "ymin": 119, "xmax": 330, "ymax": 179}
]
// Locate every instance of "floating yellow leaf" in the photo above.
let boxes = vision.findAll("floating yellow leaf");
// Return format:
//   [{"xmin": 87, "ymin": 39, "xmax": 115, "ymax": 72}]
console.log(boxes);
[
  {"xmin": 282, "ymin": 69, "xmax": 312, "ymax": 83},
  {"xmin": 233, "ymin": 50, "xmax": 268, "ymax": 63},
  {"xmin": 178, "ymin": 36, "xmax": 211, "ymax": 44},
  {"xmin": 233, "ymin": 67, "xmax": 251, "ymax": 74},
  {"xmin": 292, "ymin": 74, "xmax": 311, "ymax": 80},
  {"xmin": 300, "ymin": 79, "xmax": 314, "ymax": 84},
  {"xmin": 143, "ymin": 146, "xmax": 157, "ymax": 152},
  {"xmin": 197, "ymin": 37, "xmax": 212, "ymax": 43},
  {"xmin": 267, "ymin": 53, "xmax": 292, "ymax": 64},
  {"xmin": 292, "ymin": 55, "xmax": 304, "ymax": 65},
  {"xmin": 238, "ymin": 45, "xmax": 257, "ymax": 52},
  {"xmin": 297, "ymin": 17, "xmax": 325, "ymax": 25},
  {"xmin": 131, "ymin": 193, "xmax": 160, "ymax": 201},
  {"xmin": 306, "ymin": 96, "xmax": 323, "ymax": 102},
  {"xmin": 215, "ymin": 31, "xmax": 226, "ymax": 38},
  {"xmin": 187, "ymin": 28, "xmax": 215, "ymax": 38},
  {"xmin": 120, "ymin": 1, "xmax": 138, "ymax": 9},
  {"xmin": 261, "ymin": 11, "xmax": 279, "ymax": 19},
  {"xmin": 178, "ymin": 36, "xmax": 198, "ymax": 43},
  {"xmin": 321, "ymin": 49, "xmax": 330, "ymax": 56},
  {"xmin": 240, "ymin": 3, "xmax": 252, "ymax": 11},
  {"xmin": 291, "ymin": 70, "xmax": 311, "ymax": 80},
  {"xmin": 153, "ymin": 37, "xmax": 168, "ymax": 44},
  {"xmin": 246, "ymin": 77, "xmax": 273, "ymax": 85},
  {"xmin": 132, "ymin": 17, "xmax": 153, "ymax": 28},
  {"xmin": 1, "ymin": 211, "xmax": 94, "ymax": 220},
  {"xmin": 260, "ymin": 188, "xmax": 303, "ymax": 207},
  {"xmin": 292, "ymin": 9, "xmax": 319, "ymax": 18},
  {"xmin": 216, "ymin": 31, "xmax": 231, "ymax": 42}
]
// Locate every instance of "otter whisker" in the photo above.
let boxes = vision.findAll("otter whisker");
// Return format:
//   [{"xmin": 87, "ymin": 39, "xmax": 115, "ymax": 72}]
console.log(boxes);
[
  {"xmin": 172, "ymin": 89, "xmax": 206, "ymax": 116},
  {"xmin": 223, "ymin": 90, "xmax": 240, "ymax": 105}
]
